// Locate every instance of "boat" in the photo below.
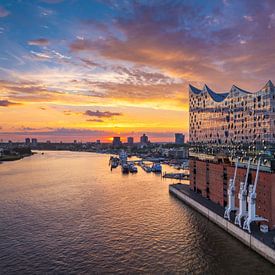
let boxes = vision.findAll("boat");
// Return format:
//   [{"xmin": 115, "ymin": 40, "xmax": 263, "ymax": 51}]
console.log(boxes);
[
  {"xmin": 140, "ymin": 162, "xmax": 151, "ymax": 172},
  {"xmin": 129, "ymin": 164, "xmax": 138, "ymax": 173},
  {"xmin": 110, "ymin": 156, "xmax": 119, "ymax": 169},
  {"xmin": 119, "ymin": 150, "xmax": 128, "ymax": 165},
  {"xmin": 151, "ymin": 163, "xmax": 162, "ymax": 173},
  {"xmin": 121, "ymin": 163, "xmax": 129, "ymax": 174}
]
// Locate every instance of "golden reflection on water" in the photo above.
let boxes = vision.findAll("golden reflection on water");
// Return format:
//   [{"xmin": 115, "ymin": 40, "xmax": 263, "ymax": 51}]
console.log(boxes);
[{"xmin": 0, "ymin": 151, "xmax": 273, "ymax": 273}]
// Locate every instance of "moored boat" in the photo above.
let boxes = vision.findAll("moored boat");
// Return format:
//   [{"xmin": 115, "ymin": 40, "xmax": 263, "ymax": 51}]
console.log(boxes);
[
  {"xmin": 121, "ymin": 163, "xmax": 129, "ymax": 174},
  {"xmin": 129, "ymin": 164, "xmax": 138, "ymax": 173},
  {"xmin": 151, "ymin": 163, "xmax": 162, "ymax": 173}
]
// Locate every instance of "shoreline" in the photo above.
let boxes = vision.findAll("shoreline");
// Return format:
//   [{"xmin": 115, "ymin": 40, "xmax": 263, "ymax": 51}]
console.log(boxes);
[
  {"xmin": 169, "ymin": 183, "xmax": 275, "ymax": 265},
  {"xmin": 0, "ymin": 152, "xmax": 33, "ymax": 162}
]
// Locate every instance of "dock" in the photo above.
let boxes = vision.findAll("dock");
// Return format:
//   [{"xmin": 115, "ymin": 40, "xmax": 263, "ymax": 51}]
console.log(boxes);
[
  {"xmin": 163, "ymin": 172, "xmax": 189, "ymax": 180},
  {"xmin": 169, "ymin": 183, "xmax": 275, "ymax": 265}
]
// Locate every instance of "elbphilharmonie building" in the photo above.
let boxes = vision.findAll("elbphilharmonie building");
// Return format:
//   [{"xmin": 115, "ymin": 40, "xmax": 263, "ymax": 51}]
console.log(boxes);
[
  {"xmin": 188, "ymin": 81, "xmax": 275, "ymax": 229},
  {"xmin": 189, "ymin": 81, "xmax": 275, "ymax": 146}
]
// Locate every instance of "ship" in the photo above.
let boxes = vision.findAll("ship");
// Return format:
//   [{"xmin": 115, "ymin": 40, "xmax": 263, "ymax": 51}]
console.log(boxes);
[
  {"xmin": 151, "ymin": 163, "xmax": 162, "ymax": 173},
  {"xmin": 109, "ymin": 156, "xmax": 119, "ymax": 169},
  {"xmin": 121, "ymin": 163, "xmax": 129, "ymax": 174},
  {"xmin": 119, "ymin": 150, "xmax": 128, "ymax": 165},
  {"xmin": 129, "ymin": 163, "xmax": 138, "ymax": 173},
  {"xmin": 140, "ymin": 162, "xmax": 152, "ymax": 172}
]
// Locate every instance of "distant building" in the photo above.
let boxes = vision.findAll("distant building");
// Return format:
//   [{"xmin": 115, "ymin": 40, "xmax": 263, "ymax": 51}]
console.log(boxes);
[
  {"xmin": 127, "ymin": 137, "xmax": 134, "ymax": 146},
  {"xmin": 25, "ymin": 138, "xmax": 30, "ymax": 145},
  {"xmin": 175, "ymin": 133, "xmax": 185, "ymax": 145},
  {"xmin": 74, "ymin": 140, "xmax": 77, "ymax": 144},
  {"xmin": 31, "ymin": 138, "xmax": 37, "ymax": 146},
  {"xmin": 140, "ymin": 134, "xmax": 149, "ymax": 144},
  {"xmin": 96, "ymin": 140, "xmax": 101, "ymax": 144},
  {"xmin": 112, "ymin": 137, "xmax": 121, "ymax": 147}
]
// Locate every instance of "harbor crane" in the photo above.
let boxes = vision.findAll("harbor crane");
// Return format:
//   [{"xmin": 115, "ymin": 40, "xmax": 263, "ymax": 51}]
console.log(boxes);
[
  {"xmin": 224, "ymin": 159, "xmax": 239, "ymax": 221},
  {"xmin": 243, "ymin": 158, "xmax": 268, "ymax": 233},
  {"xmin": 234, "ymin": 158, "xmax": 251, "ymax": 227}
]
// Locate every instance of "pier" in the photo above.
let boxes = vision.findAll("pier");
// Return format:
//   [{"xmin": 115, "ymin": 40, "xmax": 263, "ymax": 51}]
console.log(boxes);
[
  {"xmin": 169, "ymin": 184, "xmax": 275, "ymax": 265},
  {"xmin": 162, "ymin": 172, "xmax": 189, "ymax": 180}
]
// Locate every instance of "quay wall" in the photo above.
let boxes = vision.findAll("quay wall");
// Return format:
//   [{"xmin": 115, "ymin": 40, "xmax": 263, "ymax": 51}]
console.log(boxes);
[
  {"xmin": 189, "ymin": 159, "xmax": 275, "ymax": 228},
  {"xmin": 169, "ymin": 185, "xmax": 275, "ymax": 265}
]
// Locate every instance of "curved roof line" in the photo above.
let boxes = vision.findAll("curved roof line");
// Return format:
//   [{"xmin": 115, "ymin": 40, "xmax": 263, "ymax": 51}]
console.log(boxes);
[
  {"xmin": 231, "ymin": 85, "xmax": 251, "ymax": 94},
  {"xmin": 189, "ymin": 81, "xmax": 274, "ymax": 103},
  {"xmin": 260, "ymin": 80, "xmax": 274, "ymax": 91},
  {"xmin": 189, "ymin": 84, "xmax": 202, "ymax": 94},
  {"xmin": 204, "ymin": 85, "xmax": 229, "ymax": 102}
]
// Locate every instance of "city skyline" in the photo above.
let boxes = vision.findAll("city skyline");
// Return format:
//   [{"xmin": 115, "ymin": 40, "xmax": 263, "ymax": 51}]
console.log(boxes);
[{"xmin": 1, "ymin": 0, "xmax": 275, "ymax": 141}]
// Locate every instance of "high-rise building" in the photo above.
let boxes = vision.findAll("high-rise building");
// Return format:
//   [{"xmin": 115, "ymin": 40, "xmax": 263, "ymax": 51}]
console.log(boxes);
[
  {"xmin": 175, "ymin": 133, "xmax": 185, "ymax": 145},
  {"xmin": 112, "ymin": 137, "xmax": 121, "ymax": 147},
  {"xmin": 189, "ymin": 80, "xmax": 275, "ymax": 145},
  {"xmin": 127, "ymin": 137, "xmax": 134, "ymax": 146},
  {"xmin": 140, "ymin": 134, "xmax": 149, "ymax": 144},
  {"xmin": 25, "ymin": 138, "xmax": 30, "ymax": 145}
]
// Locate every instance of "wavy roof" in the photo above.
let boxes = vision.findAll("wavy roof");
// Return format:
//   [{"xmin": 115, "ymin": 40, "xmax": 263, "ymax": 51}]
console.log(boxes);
[{"xmin": 189, "ymin": 81, "xmax": 274, "ymax": 103}]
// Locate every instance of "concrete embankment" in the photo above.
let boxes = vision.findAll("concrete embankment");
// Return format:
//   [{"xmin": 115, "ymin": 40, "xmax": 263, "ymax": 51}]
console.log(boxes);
[{"xmin": 169, "ymin": 184, "xmax": 275, "ymax": 265}]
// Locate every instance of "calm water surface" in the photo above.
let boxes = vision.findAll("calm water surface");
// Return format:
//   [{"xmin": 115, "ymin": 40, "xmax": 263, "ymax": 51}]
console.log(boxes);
[{"xmin": 0, "ymin": 151, "xmax": 274, "ymax": 274}]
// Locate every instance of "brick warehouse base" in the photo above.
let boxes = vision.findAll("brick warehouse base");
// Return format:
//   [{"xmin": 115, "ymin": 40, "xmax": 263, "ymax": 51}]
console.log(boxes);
[{"xmin": 189, "ymin": 158, "xmax": 275, "ymax": 229}]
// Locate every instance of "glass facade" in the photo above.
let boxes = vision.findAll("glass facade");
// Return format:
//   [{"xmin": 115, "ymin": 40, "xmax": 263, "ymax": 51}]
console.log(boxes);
[{"xmin": 189, "ymin": 81, "xmax": 275, "ymax": 146}]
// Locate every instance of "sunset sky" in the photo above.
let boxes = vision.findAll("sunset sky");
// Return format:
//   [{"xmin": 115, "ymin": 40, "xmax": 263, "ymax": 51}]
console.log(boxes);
[{"xmin": 1, "ymin": 0, "xmax": 275, "ymax": 142}]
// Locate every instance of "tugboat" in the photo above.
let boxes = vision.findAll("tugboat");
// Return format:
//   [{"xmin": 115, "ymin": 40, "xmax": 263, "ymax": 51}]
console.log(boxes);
[{"xmin": 151, "ymin": 163, "xmax": 162, "ymax": 173}]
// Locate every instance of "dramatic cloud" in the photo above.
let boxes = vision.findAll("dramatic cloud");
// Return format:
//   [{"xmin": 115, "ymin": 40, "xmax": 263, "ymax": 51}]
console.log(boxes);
[
  {"xmin": 0, "ymin": 6, "xmax": 10, "ymax": 17},
  {"xmin": 0, "ymin": 100, "xmax": 20, "ymax": 107},
  {"xmin": 2, "ymin": 0, "xmax": 275, "ymax": 141},
  {"xmin": 84, "ymin": 110, "xmax": 122, "ymax": 118},
  {"xmin": 70, "ymin": 0, "xmax": 275, "ymax": 91},
  {"xmin": 28, "ymin": 38, "xmax": 50, "ymax": 46}
]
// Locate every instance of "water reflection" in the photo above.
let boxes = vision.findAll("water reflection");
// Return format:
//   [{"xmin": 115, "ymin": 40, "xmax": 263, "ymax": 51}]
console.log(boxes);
[{"xmin": 0, "ymin": 151, "xmax": 273, "ymax": 273}]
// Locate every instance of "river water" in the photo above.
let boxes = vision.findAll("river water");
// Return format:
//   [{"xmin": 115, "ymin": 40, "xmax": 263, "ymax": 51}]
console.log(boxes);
[{"xmin": 0, "ymin": 151, "xmax": 274, "ymax": 274}]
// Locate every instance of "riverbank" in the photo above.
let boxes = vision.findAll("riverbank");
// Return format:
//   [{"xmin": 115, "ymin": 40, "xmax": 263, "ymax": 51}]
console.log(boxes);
[
  {"xmin": 0, "ymin": 152, "xmax": 33, "ymax": 162},
  {"xmin": 169, "ymin": 184, "xmax": 275, "ymax": 265},
  {"xmin": 0, "ymin": 151, "xmax": 273, "ymax": 273}
]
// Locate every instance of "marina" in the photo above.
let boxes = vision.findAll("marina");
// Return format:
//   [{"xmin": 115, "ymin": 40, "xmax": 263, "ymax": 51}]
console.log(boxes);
[{"xmin": 109, "ymin": 151, "xmax": 167, "ymax": 175}]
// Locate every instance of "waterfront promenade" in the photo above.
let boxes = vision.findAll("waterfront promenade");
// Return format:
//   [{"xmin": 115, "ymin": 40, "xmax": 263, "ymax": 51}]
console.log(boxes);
[{"xmin": 170, "ymin": 184, "xmax": 275, "ymax": 264}]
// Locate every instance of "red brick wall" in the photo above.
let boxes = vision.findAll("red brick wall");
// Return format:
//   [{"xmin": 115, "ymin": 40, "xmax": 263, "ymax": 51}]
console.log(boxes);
[
  {"xmin": 208, "ymin": 162, "xmax": 226, "ymax": 206},
  {"xmin": 190, "ymin": 159, "xmax": 275, "ymax": 228}
]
